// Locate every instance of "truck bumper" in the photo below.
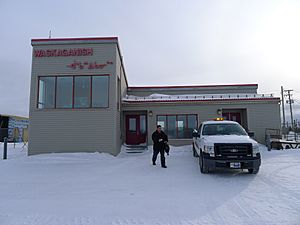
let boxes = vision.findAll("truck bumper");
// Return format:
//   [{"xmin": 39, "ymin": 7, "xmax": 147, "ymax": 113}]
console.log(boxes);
[{"xmin": 203, "ymin": 158, "xmax": 261, "ymax": 170}]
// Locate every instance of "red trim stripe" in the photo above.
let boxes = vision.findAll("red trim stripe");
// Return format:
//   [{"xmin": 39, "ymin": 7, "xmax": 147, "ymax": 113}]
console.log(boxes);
[
  {"xmin": 123, "ymin": 97, "xmax": 280, "ymax": 103},
  {"xmin": 31, "ymin": 37, "xmax": 118, "ymax": 42},
  {"xmin": 127, "ymin": 84, "xmax": 258, "ymax": 90}
]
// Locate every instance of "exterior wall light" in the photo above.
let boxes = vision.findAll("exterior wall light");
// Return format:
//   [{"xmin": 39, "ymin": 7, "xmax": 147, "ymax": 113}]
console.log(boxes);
[
  {"xmin": 217, "ymin": 109, "xmax": 222, "ymax": 115},
  {"xmin": 149, "ymin": 111, "xmax": 153, "ymax": 117}
]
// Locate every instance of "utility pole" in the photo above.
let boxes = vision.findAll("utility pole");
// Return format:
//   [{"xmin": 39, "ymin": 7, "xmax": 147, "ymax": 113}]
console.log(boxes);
[
  {"xmin": 284, "ymin": 89, "xmax": 297, "ymax": 140},
  {"xmin": 281, "ymin": 86, "xmax": 286, "ymax": 127}
]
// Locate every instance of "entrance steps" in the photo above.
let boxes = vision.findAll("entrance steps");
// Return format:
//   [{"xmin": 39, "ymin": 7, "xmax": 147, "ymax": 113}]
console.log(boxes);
[{"xmin": 125, "ymin": 144, "xmax": 148, "ymax": 153}]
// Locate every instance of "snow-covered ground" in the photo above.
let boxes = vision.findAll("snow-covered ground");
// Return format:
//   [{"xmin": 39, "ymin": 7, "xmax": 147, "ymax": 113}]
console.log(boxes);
[{"xmin": 0, "ymin": 143, "xmax": 299, "ymax": 225}]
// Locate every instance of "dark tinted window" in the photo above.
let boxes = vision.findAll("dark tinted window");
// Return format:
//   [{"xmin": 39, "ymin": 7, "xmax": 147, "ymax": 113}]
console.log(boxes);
[
  {"xmin": 202, "ymin": 123, "xmax": 247, "ymax": 136},
  {"xmin": 92, "ymin": 76, "xmax": 109, "ymax": 107},
  {"xmin": 167, "ymin": 116, "xmax": 176, "ymax": 138},
  {"xmin": 37, "ymin": 75, "xmax": 110, "ymax": 109},
  {"xmin": 156, "ymin": 115, "xmax": 197, "ymax": 139},
  {"xmin": 56, "ymin": 77, "xmax": 73, "ymax": 108},
  {"xmin": 74, "ymin": 76, "xmax": 91, "ymax": 108},
  {"xmin": 38, "ymin": 77, "xmax": 55, "ymax": 109}
]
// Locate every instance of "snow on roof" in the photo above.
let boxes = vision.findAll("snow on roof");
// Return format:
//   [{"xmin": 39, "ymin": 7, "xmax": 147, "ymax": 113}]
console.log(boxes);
[
  {"xmin": 127, "ymin": 84, "xmax": 258, "ymax": 90},
  {"xmin": 122, "ymin": 93, "xmax": 279, "ymax": 103}
]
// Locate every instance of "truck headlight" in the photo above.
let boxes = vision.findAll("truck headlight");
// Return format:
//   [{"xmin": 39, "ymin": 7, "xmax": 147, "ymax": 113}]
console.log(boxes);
[
  {"xmin": 204, "ymin": 145, "xmax": 215, "ymax": 157},
  {"xmin": 252, "ymin": 144, "xmax": 260, "ymax": 156}
]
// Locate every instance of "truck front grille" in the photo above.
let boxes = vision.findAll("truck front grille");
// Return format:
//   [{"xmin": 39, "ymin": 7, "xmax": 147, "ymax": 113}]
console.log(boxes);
[{"xmin": 214, "ymin": 143, "xmax": 252, "ymax": 158}]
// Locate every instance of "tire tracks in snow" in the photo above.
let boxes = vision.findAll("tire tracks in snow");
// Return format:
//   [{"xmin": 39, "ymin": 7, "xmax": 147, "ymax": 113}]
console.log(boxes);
[{"xmin": 261, "ymin": 163, "xmax": 300, "ymax": 200}]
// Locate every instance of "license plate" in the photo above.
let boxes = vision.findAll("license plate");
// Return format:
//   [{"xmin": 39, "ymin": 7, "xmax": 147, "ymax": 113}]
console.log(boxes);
[{"xmin": 230, "ymin": 162, "xmax": 241, "ymax": 168}]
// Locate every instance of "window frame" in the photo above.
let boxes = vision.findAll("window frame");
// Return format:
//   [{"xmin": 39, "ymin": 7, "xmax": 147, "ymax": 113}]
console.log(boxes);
[
  {"xmin": 37, "ymin": 74, "xmax": 110, "ymax": 109},
  {"xmin": 156, "ymin": 114, "xmax": 198, "ymax": 139},
  {"xmin": 37, "ymin": 76, "xmax": 56, "ymax": 109}
]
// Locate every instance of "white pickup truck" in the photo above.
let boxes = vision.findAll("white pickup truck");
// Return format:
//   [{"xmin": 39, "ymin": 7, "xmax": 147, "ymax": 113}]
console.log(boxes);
[{"xmin": 192, "ymin": 119, "xmax": 261, "ymax": 174}]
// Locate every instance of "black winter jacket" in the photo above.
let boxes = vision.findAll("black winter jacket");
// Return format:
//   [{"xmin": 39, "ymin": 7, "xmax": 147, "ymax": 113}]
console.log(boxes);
[{"xmin": 152, "ymin": 130, "xmax": 168, "ymax": 150}]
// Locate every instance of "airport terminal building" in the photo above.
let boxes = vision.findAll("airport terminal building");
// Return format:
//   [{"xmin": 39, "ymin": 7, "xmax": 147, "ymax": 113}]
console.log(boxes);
[{"xmin": 28, "ymin": 37, "xmax": 281, "ymax": 155}]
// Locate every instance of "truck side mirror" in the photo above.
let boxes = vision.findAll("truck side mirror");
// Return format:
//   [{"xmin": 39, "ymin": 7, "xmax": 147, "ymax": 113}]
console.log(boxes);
[
  {"xmin": 192, "ymin": 129, "xmax": 200, "ymax": 138},
  {"xmin": 247, "ymin": 131, "xmax": 255, "ymax": 138}
]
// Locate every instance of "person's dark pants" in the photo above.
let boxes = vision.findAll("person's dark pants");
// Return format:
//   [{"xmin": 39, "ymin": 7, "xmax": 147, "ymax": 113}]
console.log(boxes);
[{"xmin": 152, "ymin": 148, "xmax": 166, "ymax": 166}]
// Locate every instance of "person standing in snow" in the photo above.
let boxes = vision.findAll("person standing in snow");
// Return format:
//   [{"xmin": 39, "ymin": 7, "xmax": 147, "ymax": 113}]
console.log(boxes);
[{"xmin": 152, "ymin": 125, "xmax": 168, "ymax": 168}]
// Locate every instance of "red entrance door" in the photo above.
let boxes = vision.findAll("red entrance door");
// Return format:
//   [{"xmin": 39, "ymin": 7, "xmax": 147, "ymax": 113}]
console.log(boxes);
[
  {"xmin": 126, "ymin": 115, "xmax": 147, "ymax": 145},
  {"xmin": 223, "ymin": 112, "xmax": 241, "ymax": 124}
]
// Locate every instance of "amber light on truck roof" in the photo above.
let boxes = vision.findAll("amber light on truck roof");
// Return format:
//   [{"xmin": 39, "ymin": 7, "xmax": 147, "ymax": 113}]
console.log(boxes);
[{"xmin": 214, "ymin": 117, "xmax": 224, "ymax": 121}]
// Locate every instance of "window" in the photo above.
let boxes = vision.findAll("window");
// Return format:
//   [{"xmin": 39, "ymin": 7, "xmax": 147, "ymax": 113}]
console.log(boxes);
[
  {"xmin": 92, "ymin": 76, "xmax": 109, "ymax": 107},
  {"xmin": 140, "ymin": 115, "xmax": 146, "ymax": 134},
  {"xmin": 74, "ymin": 76, "xmax": 91, "ymax": 108},
  {"xmin": 188, "ymin": 115, "xmax": 197, "ymax": 136},
  {"xmin": 177, "ymin": 115, "xmax": 186, "ymax": 138},
  {"xmin": 167, "ymin": 116, "xmax": 176, "ymax": 138},
  {"xmin": 38, "ymin": 77, "xmax": 55, "ymax": 109},
  {"xmin": 129, "ymin": 118, "xmax": 136, "ymax": 132},
  {"xmin": 37, "ymin": 75, "xmax": 109, "ymax": 109},
  {"xmin": 157, "ymin": 116, "xmax": 167, "ymax": 130},
  {"xmin": 202, "ymin": 123, "xmax": 247, "ymax": 136},
  {"xmin": 156, "ymin": 114, "xmax": 197, "ymax": 139},
  {"xmin": 56, "ymin": 77, "xmax": 73, "ymax": 108}
]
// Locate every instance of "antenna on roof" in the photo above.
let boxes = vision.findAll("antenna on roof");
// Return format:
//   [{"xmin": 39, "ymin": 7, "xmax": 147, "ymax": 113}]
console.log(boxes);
[{"xmin": 48, "ymin": 30, "xmax": 52, "ymax": 39}]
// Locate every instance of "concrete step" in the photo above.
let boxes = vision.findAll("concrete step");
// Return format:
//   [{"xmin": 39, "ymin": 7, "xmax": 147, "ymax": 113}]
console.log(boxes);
[{"xmin": 125, "ymin": 145, "xmax": 148, "ymax": 153}]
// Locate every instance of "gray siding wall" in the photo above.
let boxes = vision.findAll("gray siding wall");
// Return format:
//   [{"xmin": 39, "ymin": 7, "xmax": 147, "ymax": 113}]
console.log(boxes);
[
  {"xmin": 247, "ymin": 102, "xmax": 281, "ymax": 144},
  {"xmin": 122, "ymin": 100, "xmax": 281, "ymax": 145},
  {"xmin": 115, "ymin": 45, "xmax": 128, "ymax": 153},
  {"xmin": 28, "ymin": 42, "xmax": 120, "ymax": 155},
  {"xmin": 127, "ymin": 85, "xmax": 258, "ymax": 96}
]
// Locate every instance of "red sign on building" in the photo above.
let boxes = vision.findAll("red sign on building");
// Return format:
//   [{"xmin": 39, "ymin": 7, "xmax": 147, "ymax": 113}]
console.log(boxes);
[
  {"xmin": 67, "ymin": 60, "xmax": 113, "ymax": 70},
  {"xmin": 34, "ymin": 48, "xmax": 93, "ymax": 57}
]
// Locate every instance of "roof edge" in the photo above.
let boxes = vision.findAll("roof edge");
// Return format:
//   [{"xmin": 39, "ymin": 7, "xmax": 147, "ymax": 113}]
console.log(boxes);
[
  {"xmin": 123, "ymin": 97, "xmax": 280, "ymax": 104},
  {"xmin": 128, "ymin": 84, "xmax": 258, "ymax": 90},
  {"xmin": 31, "ymin": 37, "xmax": 118, "ymax": 42}
]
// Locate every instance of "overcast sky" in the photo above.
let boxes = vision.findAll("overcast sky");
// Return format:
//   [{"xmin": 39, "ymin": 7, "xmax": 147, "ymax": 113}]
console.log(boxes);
[{"xmin": 1, "ymin": 0, "xmax": 300, "ymax": 121}]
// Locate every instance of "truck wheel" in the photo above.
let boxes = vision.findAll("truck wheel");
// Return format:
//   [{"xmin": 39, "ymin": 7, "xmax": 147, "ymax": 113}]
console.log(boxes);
[
  {"xmin": 193, "ymin": 143, "xmax": 198, "ymax": 157},
  {"xmin": 199, "ymin": 153, "xmax": 209, "ymax": 174},
  {"xmin": 248, "ymin": 167, "xmax": 259, "ymax": 174}
]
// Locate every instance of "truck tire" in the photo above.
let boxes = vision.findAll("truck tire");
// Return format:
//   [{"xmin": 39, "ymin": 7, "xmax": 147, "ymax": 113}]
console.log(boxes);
[
  {"xmin": 248, "ymin": 167, "xmax": 259, "ymax": 174},
  {"xmin": 193, "ymin": 143, "xmax": 198, "ymax": 157},
  {"xmin": 199, "ymin": 153, "xmax": 209, "ymax": 174}
]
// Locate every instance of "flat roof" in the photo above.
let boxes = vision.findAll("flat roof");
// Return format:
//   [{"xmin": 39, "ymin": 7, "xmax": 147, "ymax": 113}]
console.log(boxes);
[
  {"xmin": 31, "ymin": 37, "xmax": 118, "ymax": 42},
  {"xmin": 123, "ymin": 93, "xmax": 280, "ymax": 103},
  {"xmin": 122, "ymin": 98, "xmax": 280, "ymax": 104},
  {"xmin": 128, "ymin": 84, "xmax": 258, "ymax": 90}
]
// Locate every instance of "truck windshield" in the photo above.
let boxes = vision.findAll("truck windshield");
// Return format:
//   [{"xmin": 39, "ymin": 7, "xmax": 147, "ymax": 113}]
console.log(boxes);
[{"xmin": 202, "ymin": 123, "xmax": 248, "ymax": 136}]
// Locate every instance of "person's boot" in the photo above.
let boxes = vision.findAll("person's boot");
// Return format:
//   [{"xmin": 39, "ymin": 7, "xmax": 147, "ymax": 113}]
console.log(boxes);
[
  {"xmin": 152, "ymin": 161, "xmax": 156, "ymax": 165},
  {"xmin": 162, "ymin": 165, "xmax": 167, "ymax": 168}
]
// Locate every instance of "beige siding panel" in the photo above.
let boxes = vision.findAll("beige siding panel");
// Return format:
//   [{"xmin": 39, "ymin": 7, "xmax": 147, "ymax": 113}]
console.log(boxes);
[
  {"xmin": 114, "ymin": 45, "xmax": 127, "ymax": 151},
  {"xmin": 28, "ymin": 110, "xmax": 118, "ymax": 155},
  {"xmin": 29, "ymin": 42, "xmax": 120, "ymax": 155},
  {"xmin": 247, "ymin": 102, "xmax": 281, "ymax": 143}
]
